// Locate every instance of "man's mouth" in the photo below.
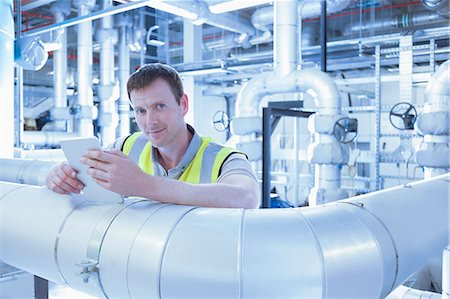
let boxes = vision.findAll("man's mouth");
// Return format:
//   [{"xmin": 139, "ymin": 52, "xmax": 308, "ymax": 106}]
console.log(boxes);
[{"xmin": 147, "ymin": 127, "xmax": 165, "ymax": 134}]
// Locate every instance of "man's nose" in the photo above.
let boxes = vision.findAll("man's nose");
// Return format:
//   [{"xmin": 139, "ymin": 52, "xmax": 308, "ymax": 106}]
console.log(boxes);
[{"xmin": 145, "ymin": 110, "xmax": 158, "ymax": 126}]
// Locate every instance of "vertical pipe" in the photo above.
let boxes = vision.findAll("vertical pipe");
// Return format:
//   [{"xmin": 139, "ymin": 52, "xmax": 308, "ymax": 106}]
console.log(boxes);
[
  {"xmin": 262, "ymin": 107, "xmax": 271, "ymax": 208},
  {"xmin": 375, "ymin": 45, "xmax": 382, "ymax": 190},
  {"xmin": 52, "ymin": 9, "xmax": 68, "ymax": 131},
  {"xmin": 98, "ymin": 0, "xmax": 117, "ymax": 146},
  {"xmin": 118, "ymin": 24, "xmax": 130, "ymax": 137},
  {"xmin": 16, "ymin": 0, "xmax": 24, "ymax": 148},
  {"xmin": 274, "ymin": 0, "xmax": 298, "ymax": 78},
  {"xmin": 0, "ymin": 0, "xmax": 14, "ymax": 158},
  {"xmin": 76, "ymin": 2, "xmax": 94, "ymax": 137},
  {"xmin": 320, "ymin": 0, "xmax": 327, "ymax": 72}
]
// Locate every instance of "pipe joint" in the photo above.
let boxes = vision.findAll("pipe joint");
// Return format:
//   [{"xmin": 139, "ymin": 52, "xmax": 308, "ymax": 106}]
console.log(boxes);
[
  {"xmin": 50, "ymin": 107, "xmax": 71, "ymax": 121},
  {"xmin": 75, "ymin": 105, "xmax": 96, "ymax": 120},
  {"xmin": 97, "ymin": 112, "xmax": 118, "ymax": 127}
]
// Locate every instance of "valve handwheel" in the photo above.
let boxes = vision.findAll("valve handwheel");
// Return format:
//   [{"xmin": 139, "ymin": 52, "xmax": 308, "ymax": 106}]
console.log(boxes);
[
  {"xmin": 389, "ymin": 102, "xmax": 417, "ymax": 130},
  {"xmin": 333, "ymin": 117, "xmax": 358, "ymax": 143},
  {"xmin": 212, "ymin": 110, "xmax": 230, "ymax": 132}
]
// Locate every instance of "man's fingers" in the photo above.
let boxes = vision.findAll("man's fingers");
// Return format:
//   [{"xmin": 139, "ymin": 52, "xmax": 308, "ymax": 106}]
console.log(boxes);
[
  {"xmin": 62, "ymin": 163, "xmax": 77, "ymax": 178},
  {"xmin": 87, "ymin": 167, "xmax": 109, "ymax": 181},
  {"xmin": 48, "ymin": 181, "xmax": 71, "ymax": 195},
  {"xmin": 56, "ymin": 167, "xmax": 84, "ymax": 191},
  {"xmin": 104, "ymin": 149, "xmax": 127, "ymax": 158}
]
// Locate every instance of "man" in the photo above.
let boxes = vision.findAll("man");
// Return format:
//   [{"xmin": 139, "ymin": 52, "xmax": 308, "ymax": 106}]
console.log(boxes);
[{"xmin": 46, "ymin": 63, "xmax": 259, "ymax": 209}]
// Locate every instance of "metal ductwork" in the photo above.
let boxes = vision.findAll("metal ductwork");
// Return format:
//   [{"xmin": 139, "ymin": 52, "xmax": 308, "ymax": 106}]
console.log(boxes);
[
  {"xmin": 0, "ymin": 0, "xmax": 14, "ymax": 158},
  {"xmin": 251, "ymin": 0, "xmax": 351, "ymax": 33},
  {"xmin": 154, "ymin": 0, "xmax": 256, "ymax": 37},
  {"xmin": 0, "ymin": 174, "xmax": 448, "ymax": 298},
  {"xmin": 422, "ymin": 0, "xmax": 450, "ymax": 17},
  {"xmin": 415, "ymin": 60, "xmax": 450, "ymax": 178},
  {"xmin": 343, "ymin": 11, "xmax": 448, "ymax": 36}
]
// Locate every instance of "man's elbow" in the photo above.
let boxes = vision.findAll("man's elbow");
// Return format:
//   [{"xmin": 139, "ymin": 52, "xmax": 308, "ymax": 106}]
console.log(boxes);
[{"xmin": 241, "ymin": 190, "xmax": 259, "ymax": 209}]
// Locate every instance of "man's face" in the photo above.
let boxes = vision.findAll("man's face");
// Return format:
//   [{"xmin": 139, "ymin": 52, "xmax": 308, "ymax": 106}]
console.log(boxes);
[{"xmin": 130, "ymin": 78, "xmax": 188, "ymax": 149}]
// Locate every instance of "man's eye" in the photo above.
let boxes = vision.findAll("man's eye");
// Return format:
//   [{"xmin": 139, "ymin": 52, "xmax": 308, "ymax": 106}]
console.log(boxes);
[
  {"xmin": 156, "ymin": 104, "xmax": 166, "ymax": 110},
  {"xmin": 136, "ymin": 109, "xmax": 145, "ymax": 114}
]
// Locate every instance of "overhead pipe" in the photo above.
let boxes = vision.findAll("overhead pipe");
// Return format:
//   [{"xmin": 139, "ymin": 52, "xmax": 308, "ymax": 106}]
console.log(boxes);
[
  {"xmin": 232, "ymin": 0, "xmax": 347, "ymax": 205},
  {"xmin": 0, "ymin": 173, "xmax": 448, "ymax": 298},
  {"xmin": 251, "ymin": 0, "xmax": 351, "ymax": 33},
  {"xmin": 415, "ymin": 60, "xmax": 450, "ymax": 178},
  {"xmin": 74, "ymin": 0, "xmax": 95, "ymax": 137},
  {"xmin": 0, "ymin": 0, "xmax": 14, "ymax": 158},
  {"xmin": 422, "ymin": 0, "xmax": 449, "ymax": 17},
  {"xmin": 174, "ymin": 0, "xmax": 256, "ymax": 36},
  {"xmin": 0, "ymin": 158, "xmax": 57, "ymax": 186},
  {"xmin": 117, "ymin": 14, "xmax": 131, "ymax": 137},
  {"xmin": 49, "ymin": 1, "xmax": 71, "ymax": 132},
  {"xmin": 97, "ymin": 0, "xmax": 118, "ymax": 146},
  {"xmin": 343, "ymin": 11, "xmax": 448, "ymax": 36}
]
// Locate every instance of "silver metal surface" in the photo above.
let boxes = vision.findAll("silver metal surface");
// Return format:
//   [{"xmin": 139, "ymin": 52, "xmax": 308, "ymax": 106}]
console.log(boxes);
[{"xmin": 1, "ymin": 174, "xmax": 448, "ymax": 298}]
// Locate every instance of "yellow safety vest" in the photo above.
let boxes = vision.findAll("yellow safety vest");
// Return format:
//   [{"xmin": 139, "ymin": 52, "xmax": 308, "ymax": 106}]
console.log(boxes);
[{"xmin": 122, "ymin": 132, "xmax": 241, "ymax": 183}]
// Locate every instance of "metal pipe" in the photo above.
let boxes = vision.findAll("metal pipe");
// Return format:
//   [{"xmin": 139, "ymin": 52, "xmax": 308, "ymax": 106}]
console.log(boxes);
[
  {"xmin": 50, "ymin": 2, "xmax": 70, "ymax": 131},
  {"xmin": 21, "ymin": 0, "xmax": 153, "ymax": 38},
  {"xmin": 118, "ymin": 20, "xmax": 130, "ymax": 137},
  {"xmin": 98, "ymin": 0, "xmax": 118, "ymax": 146},
  {"xmin": 274, "ymin": 0, "xmax": 297, "ymax": 78},
  {"xmin": 0, "ymin": 173, "xmax": 448, "ymax": 298},
  {"xmin": 23, "ymin": 131, "xmax": 79, "ymax": 147},
  {"xmin": 0, "ymin": 158, "xmax": 57, "ymax": 186},
  {"xmin": 251, "ymin": 0, "xmax": 351, "ymax": 32},
  {"xmin": 75, "ymin": 0, "xmax": 95, "ymax": 137},
  {"xmin": 0, "ymin": 0, "xmax": 14, "ymax": 158},
  {"xmin": 320, "ymin": 0, "xmax": 327, "ymax": 72},
  {"xmin": 343, "ymin": 11, "xmax": 448, "ymax": 35}
]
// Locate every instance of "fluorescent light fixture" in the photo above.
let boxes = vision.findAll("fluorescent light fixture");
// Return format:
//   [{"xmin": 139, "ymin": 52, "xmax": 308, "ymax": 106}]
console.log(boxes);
[
  {"xmin": 209, "ymin": 0, "xmax": 272, "ymax": 14},
  {"xmin": 147, "ymin": 0, "xmax": 198, "ymax": 20}
]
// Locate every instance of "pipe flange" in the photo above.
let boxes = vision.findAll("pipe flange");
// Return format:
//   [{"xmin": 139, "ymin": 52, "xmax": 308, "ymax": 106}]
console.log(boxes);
[{"xmin": 75, "ymin": 105, "xmax": 94, "ymax": 120}]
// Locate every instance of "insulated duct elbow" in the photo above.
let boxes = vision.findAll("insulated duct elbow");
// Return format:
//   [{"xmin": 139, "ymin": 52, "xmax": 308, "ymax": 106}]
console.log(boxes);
[{"xmin": 0, "ymin": 174, "xmax": 448, "ymax": 298}]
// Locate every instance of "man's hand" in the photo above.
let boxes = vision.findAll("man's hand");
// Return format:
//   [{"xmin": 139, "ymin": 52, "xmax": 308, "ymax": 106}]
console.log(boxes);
[
  {"xmin": 46, "ymin": 162, "xmax": 85, "ymax": 195},
  {"xmin": 80, "ymin": 149, "xmax": 147, "ymax": 196}
]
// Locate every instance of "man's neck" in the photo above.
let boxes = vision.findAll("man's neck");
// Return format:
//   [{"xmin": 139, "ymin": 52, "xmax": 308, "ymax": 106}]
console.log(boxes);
[{"xmin": 157, "ymin": 125, "xmax": 193, "ymax": 171}]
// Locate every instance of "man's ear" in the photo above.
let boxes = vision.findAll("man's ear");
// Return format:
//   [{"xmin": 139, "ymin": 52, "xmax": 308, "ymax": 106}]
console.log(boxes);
[{"xmin": 180, "ymin": 94, "xmax": 189, "ymax": 116}]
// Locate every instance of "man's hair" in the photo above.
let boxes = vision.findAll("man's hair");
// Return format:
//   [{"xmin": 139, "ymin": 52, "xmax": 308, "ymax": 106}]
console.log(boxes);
[{"xmin": 127, "ymin": 63, "xmax": 184, "ymax": 105}]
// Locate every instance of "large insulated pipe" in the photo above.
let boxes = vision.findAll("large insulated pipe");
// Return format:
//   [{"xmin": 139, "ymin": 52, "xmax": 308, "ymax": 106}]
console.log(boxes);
[
  {"xmin": 74, "ymin": 0, "xmax": 95, "ymax": 137},
  {"xmin": 117, "ymin": 15, "xmax": 131, "ymax": 137},
  {"xmin": 50, "ymin": 1, "xmax": 71, "ymax": 132},
  {"xmin": 0, "ymin": 158, "xmax": 57, "ymax": 186},
  {"xmin": 0, "ymin": 174, "xmax": 448, "ymax": 298},
  {"xmin": 415, "ymin": 60, "xmax": 450, "ymax": 178},
  {"xmin": 251, "ymin": 0, "xmax": 351, "ymax": 32},
  {"xmin": 0, "ymin": 0, "xmax": 14, "ymax": 158},
  {"xmin": 97, "ymin": 0, "xmax": 118, "ymax": 146}
]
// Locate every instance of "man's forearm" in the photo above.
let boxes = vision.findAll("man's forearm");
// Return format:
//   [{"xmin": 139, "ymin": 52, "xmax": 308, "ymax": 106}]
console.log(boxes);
[{"xmin": 136, "ymin": 175, "xmax": 259, "ymax": 209}]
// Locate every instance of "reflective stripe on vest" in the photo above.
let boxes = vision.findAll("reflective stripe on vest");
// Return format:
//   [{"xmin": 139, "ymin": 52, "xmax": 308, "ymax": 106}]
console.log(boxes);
[{"xmin": 122, "ymin": 132, "xmax": 238, "ymax": 183}]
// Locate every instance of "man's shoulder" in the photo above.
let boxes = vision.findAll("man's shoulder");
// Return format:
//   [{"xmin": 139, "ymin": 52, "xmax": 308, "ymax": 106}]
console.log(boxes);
[{"xmin": 104, "ymin": 134, "xmax": 134, "ymax": 151}]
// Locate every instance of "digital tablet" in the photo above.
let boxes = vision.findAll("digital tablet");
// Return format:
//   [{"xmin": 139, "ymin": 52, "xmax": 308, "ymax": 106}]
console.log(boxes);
[{"xmin": 60, "ymin": 137, "xmax": 124, "ymax": 204}]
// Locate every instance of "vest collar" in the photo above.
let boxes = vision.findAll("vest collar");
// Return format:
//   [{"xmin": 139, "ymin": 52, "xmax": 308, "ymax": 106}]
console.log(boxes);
[{"xmin": 151, "ymin": 124, "xmax": 202, "ymax": 173}]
